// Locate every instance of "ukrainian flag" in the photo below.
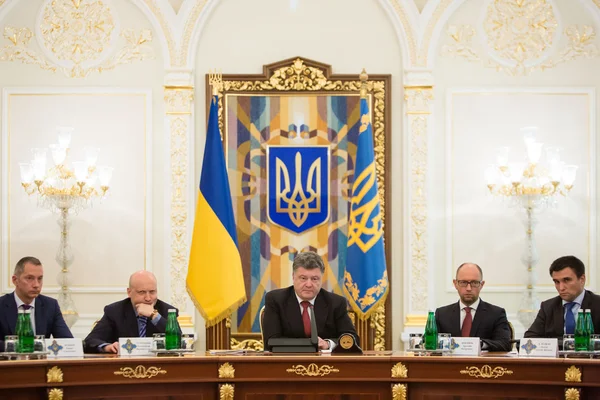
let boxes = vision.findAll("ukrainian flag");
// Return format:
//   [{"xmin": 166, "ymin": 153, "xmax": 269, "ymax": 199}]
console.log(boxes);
[
  {"xmin": 343, "ymin": 95, "xmax": 389, "ymax": 320},
  {"xmin": 187, "ymin": 95, "xmax": 246, "ymax": 326}
]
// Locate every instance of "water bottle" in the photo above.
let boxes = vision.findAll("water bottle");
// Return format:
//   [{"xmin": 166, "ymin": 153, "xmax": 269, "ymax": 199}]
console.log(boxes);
[
  {"xmin": 165, "ymin": 309, "xmax": 180, "ymax": 350},
  {"xmin": 424, "ymin": 310, "xmax": 438, "ymax": 350},
  {"xmin": 18, "ymin": 310, "xmax": 34, "ymax": 353},
  {"xmin": 585, "ymin": 309, "xmax": 594, "ymax": 350},
  {"xmin": 574, "ymin": 309, "xmax": 588, "ymax": 351}
]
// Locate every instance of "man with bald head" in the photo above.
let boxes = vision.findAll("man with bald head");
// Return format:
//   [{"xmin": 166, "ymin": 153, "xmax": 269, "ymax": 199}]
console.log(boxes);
[
  {"xmin": 435, "ymin": 263, "xmax": 511, "ymax": 352},
  {"xmin": 84, "ymin": 270, "xmax": 178, "ymax": 353}
]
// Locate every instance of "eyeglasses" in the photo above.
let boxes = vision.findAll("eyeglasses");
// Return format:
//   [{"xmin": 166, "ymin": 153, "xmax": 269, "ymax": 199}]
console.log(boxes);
[{"xmin": 456, "ymin": 280, "xmax": 482, "ymax": 288}]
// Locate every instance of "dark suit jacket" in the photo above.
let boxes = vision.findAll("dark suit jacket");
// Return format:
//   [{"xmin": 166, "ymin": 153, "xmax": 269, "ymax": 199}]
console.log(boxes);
[
  {"xmin": 262, "ymin": 286, "xmax": 358, "ymax": 351},
  {"xmin": 83, "ymin": 298, "xmax": 178, "ymax": 353},
  {"xmin": 0, "ymin": 293, "xmax": 73, "ymax": 352},
  {"xmin": 524, "ymin": 290, "xmax": 600, "ymax": 345},
  {"xmin": 435, "ymin": 299, "xmax": 512, "ymax": 352}
]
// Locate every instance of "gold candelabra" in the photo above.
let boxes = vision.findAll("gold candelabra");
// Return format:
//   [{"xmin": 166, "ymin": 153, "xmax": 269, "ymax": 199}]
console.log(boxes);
[
  {"xmin": 19, "ymin": 126, "xmax": 113, "ymax": 327},
  {"xmin": 485, "ymin": 127, "xmax": 577, "ymax": 329}
]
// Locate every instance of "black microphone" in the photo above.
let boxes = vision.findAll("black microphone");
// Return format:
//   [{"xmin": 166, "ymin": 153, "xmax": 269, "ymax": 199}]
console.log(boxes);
[{"xmin": 309, "ymin": 305, "xmax": 318, "ymax": 347}]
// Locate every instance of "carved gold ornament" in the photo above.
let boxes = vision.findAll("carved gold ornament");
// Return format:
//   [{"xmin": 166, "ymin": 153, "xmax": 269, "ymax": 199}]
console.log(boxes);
[
  {"xmin": 219, "ymin": 362, "xmax": 235, "ymax": 379},
  {"xmin": 231, "ymin": 337, "xmax": 264, "ymax": 351},
  {"xmin": 565, "ymin": 388, "xmax": 580, "ymax": 400},
  {"xmin": 48, "ymin": 388, "xmax": 64, "ymax": 400},
  {"xmin": 220, "ymin": 383, "xmax": 234, "ymax": 400},
  {"xmin": 391, "ymin": 362, "xmax": 408, "ymax": 378},
  {"xmin": 391, "ymin": 384, "xmax": 407, "ymax": 400},
  {"xmin": 114, "ymin": 365, "xmax": 167, "ymax": 379},
  {"xmin": 47, "ymin": 366, "xmax": 63, "ymax": 383},
  {"xmin": 459, "ymin": 365, "xmax": 513, "ymax": 379},
  {"xmin": 286, "ymin": 363, "xmax": 340, "ymax": 377},
  {"xmin": 565, "ymin": 365, "xmax": 581, "ymax": 382}
]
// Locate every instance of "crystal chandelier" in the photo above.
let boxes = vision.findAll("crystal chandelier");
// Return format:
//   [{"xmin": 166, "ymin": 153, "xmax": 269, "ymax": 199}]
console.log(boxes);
[
  {"xmin": 484, "ymin": 127, "xmax": 577, "ymax": 330},
  {"xmin": 18, "ymin": 126, "xmax": 113, "ymax": 327}
]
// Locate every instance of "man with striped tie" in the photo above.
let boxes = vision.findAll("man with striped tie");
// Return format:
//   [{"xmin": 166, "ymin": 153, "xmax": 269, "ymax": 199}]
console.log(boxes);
[
  {"xmin": 84, "ymin": 270, "xmax": 178, "ymax": 353},
  {"xmin": 525, "ymin": 255, "xmax": 600, "ymax": 347},
  {"xmin": 0, "ymin": 256, "xmax": 73, "ymax": 352}
]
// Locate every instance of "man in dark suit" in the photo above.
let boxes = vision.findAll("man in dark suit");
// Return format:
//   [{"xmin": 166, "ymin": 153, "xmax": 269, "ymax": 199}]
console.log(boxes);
[
  {"xmin": 262, "ymin": 251, "xmax": 357, "ymax": 351},
  {"xmin": 0, "ymin": 256, "xmax": 72, "ymax": 352},
  {"xmin": 435, "ymin": 262, "xmax": 511, "ymax": 352},
  {"xmin": 524, "ymin": 255, "xmax": 600, "ymax": 344},
  {"xmin": 84, "ymin": 270, "xmax": 178, "ymax": 353}
]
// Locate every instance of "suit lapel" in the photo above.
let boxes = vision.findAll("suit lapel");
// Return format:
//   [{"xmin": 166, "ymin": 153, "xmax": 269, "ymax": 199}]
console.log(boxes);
[
  {"xmin": 285, "ymin": 291, "xmax": 305, "ymax": 337},
  {"xmin": 471, "ymin": 300, "xmax": 486, "ymax": 337},
  {"xmin": 34, "ymin": 297, "xmax": 45, "ymax": 336},
  {"xmin": 582, "ymin": 290, "xmax": 592, "ymax": 309},
  {"xmin": 553, "ymin": 298, "xmax": 565, "ymax": 336},
  {"xmin": 5, "ymin": 295, "xmax": 18, "ymax": 334},
  {"xmin": 124, "ymin": 302, "xmax": 139, "ymax": 337},
  {"xmin": 450, "ymin": 302, "xmax": 461, "ymax": 337},
  {"xmin": 314, "ymin": 291, "xmax": 329, "ymax": 335}
]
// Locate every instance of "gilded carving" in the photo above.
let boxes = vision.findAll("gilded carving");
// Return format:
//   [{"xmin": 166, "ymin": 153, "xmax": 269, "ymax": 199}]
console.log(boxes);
[
  {"xmin": 168, "ymin": 114, "xmax": 191, "ymax": 311},
  {"xmin": 143, "ymin": 0, "xmax": 177, "ymax": 65},
  {"xmin": 165, "ymin": 87, "xmax": 194, "ymax": 114},
  {"xmin": 114, "ymin": 365, "xmax": 167, "ymax": 379},
  {"xmin": 391, "ymin": 362, "xmax": 408, "ymax": 378},
  {"xmin": 372, "ymin": 304, "xmax": 386, "ymax": 351},
  {"xmin": 484, "ymin": 0, "xmax": 557, "ymax": 68},
  {"xmin": 391, "ymin": 384, "xmax": 407, "ymax": 400},
  {"xmin": 230, "ymin": 338, "xmax": 264, "ymax": 351},
  {"xmin": 48, "ymin": 388, "xmax": 63, "ymax": 400},
  {"xmin": 441, "ymin": 25, "xmax": 480, "ymax": 62},
  {"xmin": 418, "ymin": 0, "xmax": 454, "ymax": 66},
  {"xmin": 460, "ymin": 365, "xmax": 513, "ymax": 379},
  {"xmin": 286, "ymin": 363, "xmax": 340, "ymax": 377},
  {"xmin": 387, "ymin": 0, "xmax": 417, "ymax": 64},
  {"xmin": 179, "ymin": 0, "xmax": 209, "ymax": 66},
  {"xmin": 218, "ymin": 362, "xmax": 235, "ymax": 379},
  {"xmin": 47, "ymin": 366, "xmax": 63, "ymax": 383},
  {"xmin": 565, "ymin": 388, "xmax": 580, "ymax": 400},
  {"xmin": 0, "ymin": 27, "xmax": 56, "ymax": 72},
  {"xmin": 220, "ymin": 383, "xmax": 234, "ymax": 400},
  {"xmin": 565, "ymin": 365, "xmax": 582, "ymax": 382},
  {"xmin": 405, "ymin": 88, "xmax": 434, "ymax": 114}
]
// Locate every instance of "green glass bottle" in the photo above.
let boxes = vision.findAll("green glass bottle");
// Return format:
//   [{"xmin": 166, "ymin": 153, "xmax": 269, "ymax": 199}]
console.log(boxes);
[
  {"xmin": 15, "ymin": 309, "xmax": 24, "ymax": 353},
  {"xmin": 584, "ymin": 309, "xmax": 594, "ymax": 350},
  {"xmin": 18, "ymin": 310, "xmax": 34, "ymax": 353},
  {"xmin": 165, "ymin": 309, "xmax": 180, "ymax": 350},
  {"xmin": 574, "ymin": 309, "xmax": 588, "ymax": 351},
  {"xmin": 424, "ymin": 310, "xmax": 438, "ymax": 350}
]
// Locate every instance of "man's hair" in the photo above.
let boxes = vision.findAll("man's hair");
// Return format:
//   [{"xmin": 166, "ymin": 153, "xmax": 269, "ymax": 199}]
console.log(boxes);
[
  {"xmin": 549, "ymin": 255, "xmax": 585, "ymax": 278},
  {"xmin": 293, "ymin": 251, "xmax": 325, "ymax": 273},
  {"xmin": 13, "ymin": 256, "xmax": 42, "ymax": 276},
  {"xmin": 456, "ymin": 262, "xmax": 483, "ymax": 280}
]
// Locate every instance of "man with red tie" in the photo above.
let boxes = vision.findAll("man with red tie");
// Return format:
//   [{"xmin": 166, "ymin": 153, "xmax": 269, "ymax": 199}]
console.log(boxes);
[
  {"xmin": 0, "ymin": 256, "xmax": 73, "ymax": 352},
  {"xmin": 262, "ymin": 251, "xmax": 357, "ymax": 351},
  {"xmin": 435, "ymin": 263, "xmax": 511, "ymax": 352}
]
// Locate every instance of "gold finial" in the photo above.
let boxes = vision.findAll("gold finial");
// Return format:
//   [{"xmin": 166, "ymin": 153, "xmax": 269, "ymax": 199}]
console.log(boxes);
[
  {"xmin": 209, "ymin": 70, "xmax": 223, "ymax": 97},
  {"xmin": 359, "ymin": 68, "xmax": 368, "ymax": 98}
]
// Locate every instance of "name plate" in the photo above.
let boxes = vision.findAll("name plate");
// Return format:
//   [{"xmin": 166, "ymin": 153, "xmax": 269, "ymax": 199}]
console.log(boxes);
[
  {"xmin": 519, "ymin": 338, "xmax": 558, "ymax": 357},
  {"xmin": 119, "ymin": 338, "xmax": 154, "ymax": 356},
  {"xmin": 47, "ymin": 338, "xmax": 84, "ymax": 357},
  {"xmin": 450, "ymin": 337, "xmax": 481, "ymax": 356}
]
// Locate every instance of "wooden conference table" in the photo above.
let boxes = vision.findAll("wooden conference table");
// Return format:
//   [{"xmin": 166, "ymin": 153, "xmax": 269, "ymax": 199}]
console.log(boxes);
[{"xmin": 0, "ymin": 351, "xmax": 599, "ymax": 399}]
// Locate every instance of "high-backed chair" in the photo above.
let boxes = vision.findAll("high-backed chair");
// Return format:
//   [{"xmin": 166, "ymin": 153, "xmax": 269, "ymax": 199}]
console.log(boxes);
[{"xmin": 259, "ymin": 305, "xmax": 266, "ymax": 347}]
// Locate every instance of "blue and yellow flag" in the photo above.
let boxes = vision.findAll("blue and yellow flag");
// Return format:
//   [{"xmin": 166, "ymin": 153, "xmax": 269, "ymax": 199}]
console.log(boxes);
[
  {"xmin": 343, "ymin": 96, "xmax": 389, "ymax": 320},
  {"xmin": 187, "ymin": 95, "xmax": 246, "ymax": 327}
]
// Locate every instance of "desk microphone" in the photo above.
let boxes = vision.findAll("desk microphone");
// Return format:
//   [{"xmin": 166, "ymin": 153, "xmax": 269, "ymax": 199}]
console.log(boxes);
[{"xmin": 309, "ymin": 304, "xmax": 318, "ymax": 347}]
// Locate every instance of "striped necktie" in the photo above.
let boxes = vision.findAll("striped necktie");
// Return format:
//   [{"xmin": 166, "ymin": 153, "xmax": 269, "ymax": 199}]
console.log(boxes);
[{"xmin": 138, "ymin": 316, "xmax": 148, "ymax": 337}]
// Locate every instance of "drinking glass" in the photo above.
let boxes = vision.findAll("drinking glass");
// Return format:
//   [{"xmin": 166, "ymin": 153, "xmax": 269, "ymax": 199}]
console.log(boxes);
[
  {"xmin": 4, "ymin": 335, "xmax": 18, "ymax": 353},
  {"xmin": 438, "ymin": 333, "xmax": 451, "ymax": 350},
  {"xmin": 590, "ymin": 334, "xmax": 600, "ymax": 351},
  {"xmin": 34, "ymin": 335, "xmax": 46, "ymax": 352},
  {"xmin": 409, "ymin": 333, "xmax": 423, "ymax": 350},
  {"xmin": 563, "ymin": 334, "xmax": 575, "ymax": 351},
  {"xmin": 152, "ymin": 333, "xmax": 165, "ymax": 351}
]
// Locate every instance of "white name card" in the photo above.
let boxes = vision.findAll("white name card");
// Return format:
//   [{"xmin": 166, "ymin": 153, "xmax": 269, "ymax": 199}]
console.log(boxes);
[
  {"xmin": 518, "ymin": 338, "xmax": 558, "ymax": 357},
  {"xmin": 47, "ymin": 338, "xmax": 84, "ymax": 357},
  {"xmin": 450, "ymin": 337, "xmax": 481, "ymax": 356},
  {"xmin": 118, "ymin": 338, "xmax": 154, "ymax": 356}
]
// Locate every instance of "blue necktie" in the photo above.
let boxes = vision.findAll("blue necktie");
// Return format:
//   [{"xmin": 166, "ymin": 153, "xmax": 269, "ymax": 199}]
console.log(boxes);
[
  {"xmin": 138, "ymin": 316, "xmax": 148, "ymax": 337},
  {"xmin": 564, "ymin": 302, "xmax": 576, "ymax": 334}
]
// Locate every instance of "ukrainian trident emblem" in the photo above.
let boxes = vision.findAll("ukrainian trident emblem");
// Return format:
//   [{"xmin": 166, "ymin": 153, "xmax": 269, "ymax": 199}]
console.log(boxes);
[{"xmin": 267, "ymin": 146, "xmax": 330, "ymax": 234}]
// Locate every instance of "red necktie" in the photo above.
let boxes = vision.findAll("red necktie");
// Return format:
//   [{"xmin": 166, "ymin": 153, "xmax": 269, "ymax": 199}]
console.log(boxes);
[
  {"xmin": 301, "ymin": 301, "xmax": 311, "ymax": 337},
  {"xmin": 461, "ymin": 307, "xmax": 472, "ymax": 337}
]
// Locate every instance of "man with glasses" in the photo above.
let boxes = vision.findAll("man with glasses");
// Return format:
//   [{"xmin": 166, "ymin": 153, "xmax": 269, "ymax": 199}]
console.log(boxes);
[
  {"xmin": 262, "ymin": 251, "xmax": 357, "ymax": 351},
  {"xmin": 524, "ymin": 255, "xmax": 600, "ymax": 343},
  {"xmin": 84, "ymin": 270, "xmax": 178, "ymax": 353},
  {"xmin": 435, "ymin": 263, "xmax": 511, "ymax": 351}
]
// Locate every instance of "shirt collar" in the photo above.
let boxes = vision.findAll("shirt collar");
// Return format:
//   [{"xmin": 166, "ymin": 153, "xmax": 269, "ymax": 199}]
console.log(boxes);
[
  {"xmin": 460, "ymin": 297, "xmax": 480, "ymax": 311},
  {"xmin": 562, "ymin": 290, "xmax": 586, "ymax": 307},
  {"xmin": 14, "ymin": 292, "xmax": 35, "ymax": 309},
  {"xmin": 295, "ymin": 293, "xmax": 315, "ymax": 306}
]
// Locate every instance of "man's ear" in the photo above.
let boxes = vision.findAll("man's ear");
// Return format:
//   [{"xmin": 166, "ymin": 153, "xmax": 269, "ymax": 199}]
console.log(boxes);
[
  {"xmin": 452, "ymin": 279, "xmax": 458, "ymax": 290},
  {"xmin": 480, "ymin": 280, "xmax": 485, "ymax": 289}
]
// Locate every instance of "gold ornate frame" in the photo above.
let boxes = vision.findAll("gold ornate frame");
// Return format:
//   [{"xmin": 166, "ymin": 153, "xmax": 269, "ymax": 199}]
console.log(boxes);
[{"xmin": 205, "ymin": 57, "xmax": 392, "ymax": 351}]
